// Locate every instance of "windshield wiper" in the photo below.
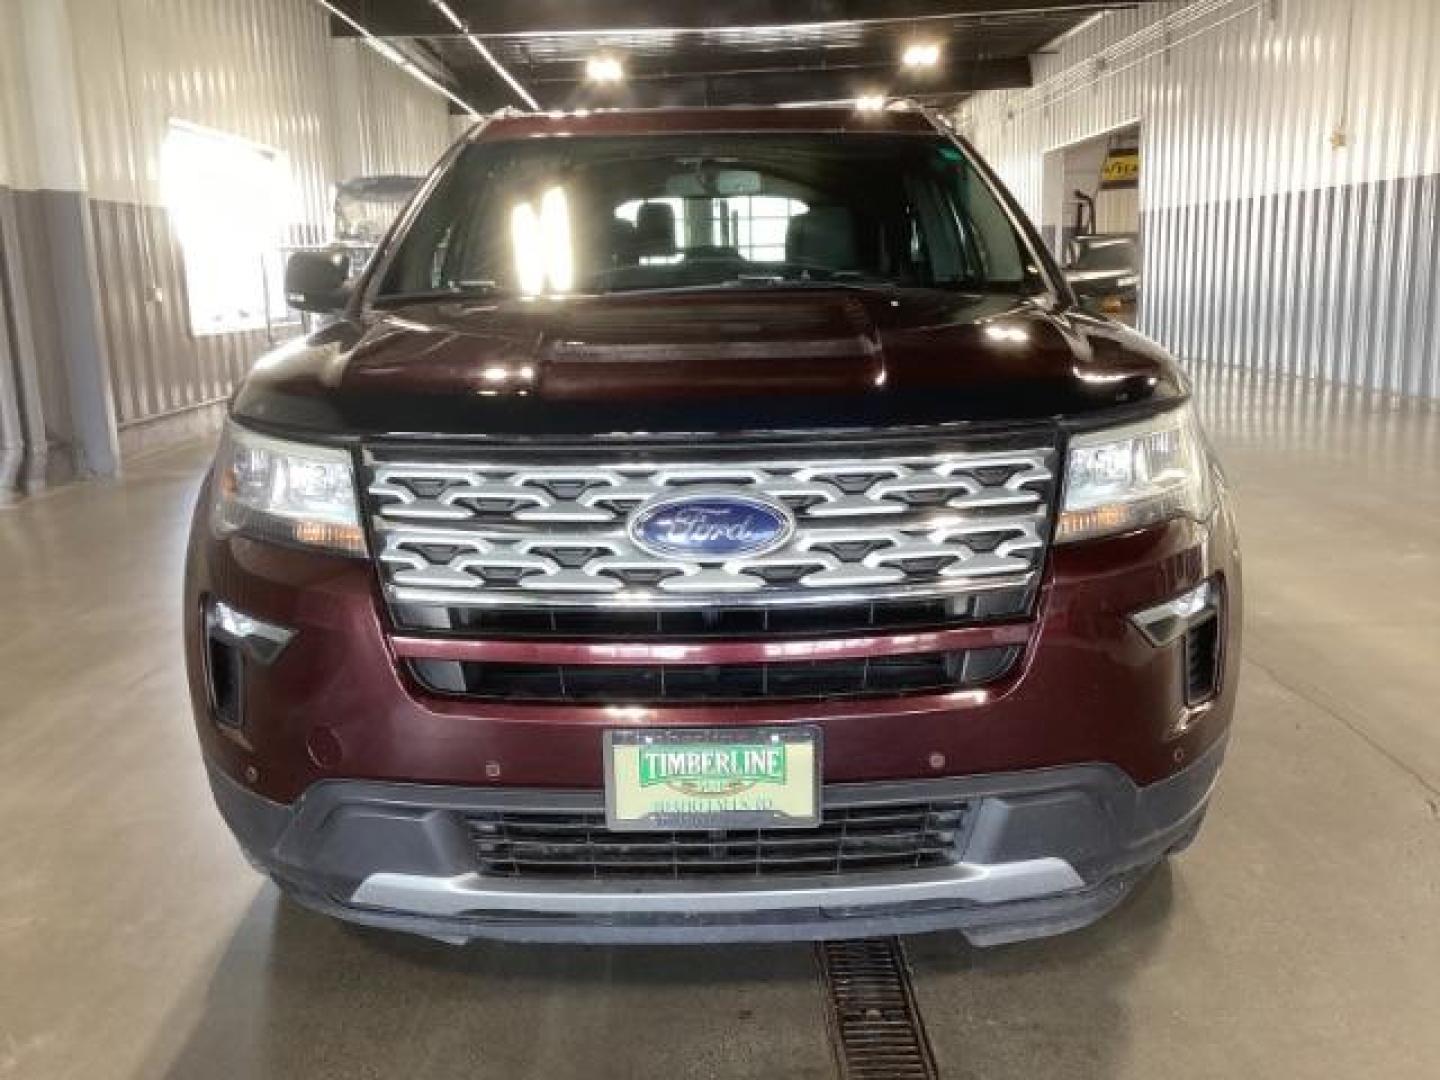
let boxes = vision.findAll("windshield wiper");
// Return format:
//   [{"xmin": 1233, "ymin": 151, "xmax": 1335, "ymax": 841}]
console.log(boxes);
[
  {"xmin": 592, "ymin": 278, "xmax": 900, "ymax": 299},
  {"xmin": 929, "ymin": 278, "xmax": 1045, "ymax": 297}
]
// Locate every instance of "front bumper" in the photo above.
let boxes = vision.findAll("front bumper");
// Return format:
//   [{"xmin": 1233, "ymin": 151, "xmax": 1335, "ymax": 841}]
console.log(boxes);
[
  {"xmin": 185, "ymin": 508, "xmax": 1241, "ymax": 804},
  {"xmin": 207, "ymin": 733, "xmax": 1225, "ymax": 946},
  {"xmin": 186, "ymin": 460, "xmax": 1241, "ymax": 944}
]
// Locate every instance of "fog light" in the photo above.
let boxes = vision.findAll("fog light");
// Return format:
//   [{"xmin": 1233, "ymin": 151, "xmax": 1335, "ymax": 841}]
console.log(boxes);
[
  {"xmin": 207, "ymin": 599, "xmax": 295, "ymax": 665},
  {"xmin": 1130, "ymin": 580, "xmax": 1216, "ymax": 647}
]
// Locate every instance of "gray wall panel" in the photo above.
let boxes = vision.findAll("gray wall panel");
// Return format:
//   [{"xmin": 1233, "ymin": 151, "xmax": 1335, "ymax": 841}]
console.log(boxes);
[
  {"xmin": 1143, "ymin": 171, "xmax": 1440, "ymax": 398},
  {"xmin": 0, "ymin": 183, "xmax": 50, "ymax": 490},
  {"xmin": 8, "ymin": 189, "xmax": 83, "ymax": 485},
  {"xmin": 35, "ymin": 190, "xmax": 119, "ymax": 475},
  {"xmin": 89, "ymin": 199, "xmax": 273, "ymax": 429}
]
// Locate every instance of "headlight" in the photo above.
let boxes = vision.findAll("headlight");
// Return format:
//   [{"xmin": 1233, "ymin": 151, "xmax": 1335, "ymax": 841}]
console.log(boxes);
[
  {"xmin": 211, "ymin": 422, "xmax": 366, "ymax": 555},
  {"xmin": 1056, "ymin": 404, "xmax": 1211, "ymax": 543}
]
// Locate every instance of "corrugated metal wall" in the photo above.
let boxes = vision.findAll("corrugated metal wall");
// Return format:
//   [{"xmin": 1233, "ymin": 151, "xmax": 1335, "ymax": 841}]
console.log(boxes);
[
  {"xmin": 333, "ymin": 38, "xmax": 456, "ymax": 180},
  {"xmin": 65, "ymin": 0, "xmax": 453, "ymax": 431},
  {"xmin": 0, "ymin": 1, "xmax": 37, "ymax": 192},
  {"xmin": 956, "ymin": 0, "xmax": 1440, "ymax": 399}
]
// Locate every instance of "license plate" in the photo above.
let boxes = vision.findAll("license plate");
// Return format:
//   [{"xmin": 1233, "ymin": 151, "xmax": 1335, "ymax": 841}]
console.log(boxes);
[{"xmin": 604, "ymin": 727, "xmax": 821, "ymax": 832}]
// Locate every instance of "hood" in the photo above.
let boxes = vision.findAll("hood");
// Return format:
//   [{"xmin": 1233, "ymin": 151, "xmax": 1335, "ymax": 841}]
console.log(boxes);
[{"xmin": 232, "ymin": 289, "xmax": 1183, "ymax": 440}]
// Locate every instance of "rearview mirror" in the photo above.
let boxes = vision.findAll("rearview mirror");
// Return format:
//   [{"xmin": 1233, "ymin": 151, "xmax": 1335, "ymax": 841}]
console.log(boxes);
[
  {"xmin": 285, "ymin": 250, "xmax": 351, "ymax": 313},
  {"xmin": 664, "ymin": 169, "xmax": 763, "ymax": 198}
]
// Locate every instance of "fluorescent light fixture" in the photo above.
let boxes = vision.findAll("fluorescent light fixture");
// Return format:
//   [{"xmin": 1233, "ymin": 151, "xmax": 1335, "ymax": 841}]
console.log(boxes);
[
  {"xmin": 855, "ymin": 95, "xmax": 887, "ymax": 112},
  {"xmin": 468, "ymin": 34, "xmax": 542, "ymax": 111},
  {"xmin": 585, "ymin": 55, "xmax": 625, "ymax": 84},
  {"xmin": 394, "ymin": 0, "xmax": 541, "ymax": 114},
  {"xmin": 422, "ymin": 0, "xmax": 541, "ymax": 111},
  {"xmin": 311, "ymin": 0, "xmax": 479, "ymax": 116},
  {"xmin": 432, "ymin": 0, "xmax": 464, "ymax": 27},
  {"xmin": 902, "ymin": 42, "xmax": 942, "ymax": 68},
  {"xmin": 368, "ymin": 38, "xmax": 404, "ymax": 65}
]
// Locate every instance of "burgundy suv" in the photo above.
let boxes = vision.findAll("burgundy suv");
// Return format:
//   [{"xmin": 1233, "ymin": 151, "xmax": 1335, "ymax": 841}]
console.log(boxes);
[{"xmin": 184, "ymin": 106, "xmax": 1240, "ymax": 946}]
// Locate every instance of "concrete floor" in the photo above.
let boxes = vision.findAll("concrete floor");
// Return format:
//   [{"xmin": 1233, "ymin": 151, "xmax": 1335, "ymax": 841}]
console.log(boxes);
[{"xmin": 1, "ymin": 368, "xmax": 1437, "ymax": 1080}]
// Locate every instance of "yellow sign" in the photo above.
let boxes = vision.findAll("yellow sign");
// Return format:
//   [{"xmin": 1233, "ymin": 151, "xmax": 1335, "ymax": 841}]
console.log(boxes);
[{"xmin": 1101, "ymin": 149, "xmax": 1140, "ymax": 188}]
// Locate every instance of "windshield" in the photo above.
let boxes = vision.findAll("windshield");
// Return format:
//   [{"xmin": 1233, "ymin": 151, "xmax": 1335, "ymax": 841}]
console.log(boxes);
[{"xmin": 375, "ymin": 133, "xmax": 1046, "ymax": 301}]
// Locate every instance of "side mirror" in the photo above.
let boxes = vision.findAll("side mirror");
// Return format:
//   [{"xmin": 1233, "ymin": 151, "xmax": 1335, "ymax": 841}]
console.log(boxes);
[
  {"xmin": 1066, "ymin": 279, "xmax": 1107, "ymax": 317},
  {"xmin": 1070, "ymin": 290, "xmax": 1123, "ymax": 318},
  {"xmin": 285, "ymin": 250, "xmax": 351, "ymax": 313}
]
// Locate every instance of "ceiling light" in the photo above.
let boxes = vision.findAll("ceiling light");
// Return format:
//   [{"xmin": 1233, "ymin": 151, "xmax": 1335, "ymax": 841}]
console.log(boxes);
[
  {"xmin": 855, "ymin": 95, "xmax": 887, "ymax": 113},
  {"xmin": 902, "ymin": 42, "xmax": 941, "ymax": 69},
  {"xmin": 586, "ymin": 55, "xmax": 625, "ymax": 84}
]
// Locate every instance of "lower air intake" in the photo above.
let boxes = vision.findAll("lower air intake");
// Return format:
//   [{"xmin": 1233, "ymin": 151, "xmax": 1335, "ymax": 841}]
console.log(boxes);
[{"xmin": 467, "ymin": 800, "xmax": 971, "ymax": 879}]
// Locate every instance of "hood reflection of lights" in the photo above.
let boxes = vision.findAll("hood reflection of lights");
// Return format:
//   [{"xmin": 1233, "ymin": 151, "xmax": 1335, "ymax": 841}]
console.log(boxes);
[
  {"xmin": 984, "ymin": 324, "xmax": 1030, "ymax": 345},
  {"xmin": 481, "ymin": 365, "xmax": 537, "ymax": 384}
]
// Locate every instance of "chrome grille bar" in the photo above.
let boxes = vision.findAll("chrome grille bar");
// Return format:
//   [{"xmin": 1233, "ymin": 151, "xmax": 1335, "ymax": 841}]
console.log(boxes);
[{"xmin": 364, "ymin": 443, "xmax": 1055, "ymax": 610}]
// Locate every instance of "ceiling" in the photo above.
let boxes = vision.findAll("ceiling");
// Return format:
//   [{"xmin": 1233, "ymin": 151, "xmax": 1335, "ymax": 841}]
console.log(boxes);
[{"xmin": 323, "ymin": 1, "xmax": 1142, "ymax": 113}]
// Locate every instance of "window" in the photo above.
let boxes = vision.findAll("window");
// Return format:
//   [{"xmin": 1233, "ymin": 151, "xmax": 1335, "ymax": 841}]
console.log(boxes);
[
  {"xmin": 161, "ymin": 121, "xmax": 293, "ymax": 336},
  {"xmin": 718, "ymin": 196, "xmax": 808, "ymax": 262},
  {"xmin": 614, "ymin": 195, "xmax": 807, "ymax": 264}
]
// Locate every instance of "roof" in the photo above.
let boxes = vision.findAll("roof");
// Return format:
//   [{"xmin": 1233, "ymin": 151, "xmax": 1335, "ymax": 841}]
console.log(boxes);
[{"xmin": 469, "ymin": 105, "xmax": 942, "ymax": 141}]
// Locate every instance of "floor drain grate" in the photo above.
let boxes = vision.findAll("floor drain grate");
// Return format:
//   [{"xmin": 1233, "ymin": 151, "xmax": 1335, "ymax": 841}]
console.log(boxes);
[{"xmin": 817, "ymin": 937, "xmax": 938, "ymax": 1080}]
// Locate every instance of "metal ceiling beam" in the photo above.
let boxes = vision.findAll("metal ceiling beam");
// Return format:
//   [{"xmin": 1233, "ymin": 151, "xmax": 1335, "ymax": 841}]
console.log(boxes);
[
  {"xmin": 326, "ymin": 1, "xmax": 1133, "ymax": 39},
  {"xmin": 514, "ymin": 51, "xmax": 1032, "ymax": 87},
  {"xmin": 311, "ymin": 0, "xmax": 481, "ymax": 113},
  {"xmin": 542, "ymin": 57, "xmax": 1030, "ymax": 109},
  {"xmin": 426, "ymin": 0, "xmax": 541, "ymax": 110}
]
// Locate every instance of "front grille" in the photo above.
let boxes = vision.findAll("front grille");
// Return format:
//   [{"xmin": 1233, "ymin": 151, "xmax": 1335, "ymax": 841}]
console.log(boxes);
[
  {"xmin": 411, "ymin": 645, "xmax": 1020, "ymax": 703},
  {"xmin": 467, "ymin": 800, "xmax": 971, "ymax": 879},
  {"xmin": 393, "ymin": 590, "xmax": 1028, "ymax": 639},
  {"xmin": 363, "ymin": 438, "xmax": 1056, "ymax": 615}
]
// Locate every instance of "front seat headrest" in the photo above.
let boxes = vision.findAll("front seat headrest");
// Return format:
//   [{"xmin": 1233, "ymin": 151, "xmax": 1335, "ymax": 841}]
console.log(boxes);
[
  {"xmin": 634, "ymin": 202, "xmax": 677, "ymax": 256},
  {"xmin": 785, "ymin": 206, "xmax": 860, "ymax": 270}
]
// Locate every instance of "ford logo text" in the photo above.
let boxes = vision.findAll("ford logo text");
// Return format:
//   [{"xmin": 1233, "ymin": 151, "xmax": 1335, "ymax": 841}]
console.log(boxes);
[{"xmin": 628, "ymin": 493, "xmax": 794, "ymax": 562}]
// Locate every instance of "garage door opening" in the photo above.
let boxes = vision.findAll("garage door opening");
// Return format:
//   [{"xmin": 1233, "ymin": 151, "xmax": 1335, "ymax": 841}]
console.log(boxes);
[
  {"xmin": 1041, "ymin": 122, "xmax": 1141, "ymax": 325},
  {"xmin": 161, "ymin": 120, "xmax": 295, "ymax": 337}
]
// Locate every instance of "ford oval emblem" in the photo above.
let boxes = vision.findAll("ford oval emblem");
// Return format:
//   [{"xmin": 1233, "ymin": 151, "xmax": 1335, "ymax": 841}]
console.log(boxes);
[{"xmin": 628, "ymin": 492, "xmax": 795, "ymax": 562}]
